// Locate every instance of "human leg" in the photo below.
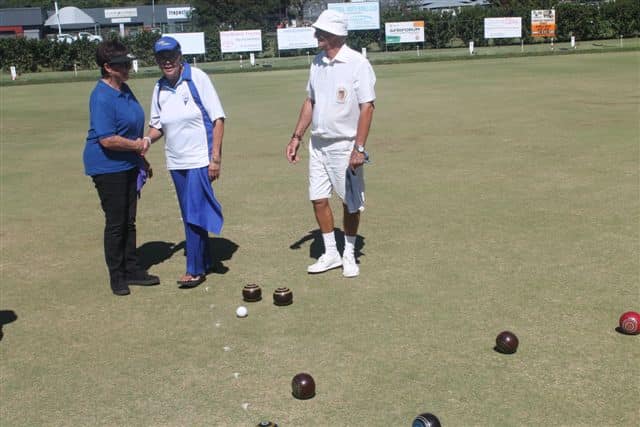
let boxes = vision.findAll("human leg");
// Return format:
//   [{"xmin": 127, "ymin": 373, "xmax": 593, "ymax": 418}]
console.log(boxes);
[
  {"xmin": 312, "ymin": 198, "xmax": 334, "ymax": 234},
  {"xmin": 92, "ymin": 169, "xmax": 134, "ymax": 295},
  {"xmin": 120, "ymin": 168, "xmax": 160, "ymax": 286},
  {"xmin": 307, "ymin": 139, "xmax": 342, "ymax": 273},
  {"xmin": 342, "ymin": 204, "xmax": 360, "ymax": 277},
  {"xmin": 171, "ymin": 169, "xmax": 209, "ymax": 287},
  {"xmin": 323, "ymin": 140, "xmax": 362, "ymax": 277},
  {"xmin": 343, "ymin": 204, "xmax": 360, "ymax": 239},
  {"xmin": 185, "ymin": 222, "xmax": 210, "ymax": 277},
  {"xmin": 307, "ymin": 198, "xmax": 342, "ymax": 273}
]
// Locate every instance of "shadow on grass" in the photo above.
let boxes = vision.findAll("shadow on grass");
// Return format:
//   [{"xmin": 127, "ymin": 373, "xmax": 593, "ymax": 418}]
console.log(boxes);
[
  {"xmin": 615, "ymin": 326, "xmax": 637, "ymax": 335},
  {"xmin": 0, "ymin": 310, "xmax": 18, "ymax": 342},
  {"xmin": 137, "ymin": 238, "xmax": 239, "ymax": 274},
  {"xmin": 289, "ymin": 228, "xmax": 365, "ymax": 260}
]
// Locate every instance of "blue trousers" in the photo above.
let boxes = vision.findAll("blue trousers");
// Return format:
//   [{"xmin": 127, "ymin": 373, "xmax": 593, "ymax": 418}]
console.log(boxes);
[{"xmin": 170, "ymin": 167, "xmax": 223, "ymax": 276}]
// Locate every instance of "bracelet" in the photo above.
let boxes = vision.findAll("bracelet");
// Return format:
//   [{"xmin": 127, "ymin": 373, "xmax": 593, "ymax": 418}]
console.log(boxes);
[
  {"xmin": 211, "ymin": 159, "xmax": 221, "ymax": 164},
  {"xmin": 143, "ymin": 136, "xmax": 152, "ymax": 145},
  {"xmin": 291, "ymin": 132, "xmax": 302, "ymax": 140}
]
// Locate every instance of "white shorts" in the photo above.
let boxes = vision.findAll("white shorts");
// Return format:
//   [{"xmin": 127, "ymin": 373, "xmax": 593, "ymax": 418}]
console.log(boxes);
[{"xmin": 308, "ymin": 136, "xmax": 363, "ymax": 202}]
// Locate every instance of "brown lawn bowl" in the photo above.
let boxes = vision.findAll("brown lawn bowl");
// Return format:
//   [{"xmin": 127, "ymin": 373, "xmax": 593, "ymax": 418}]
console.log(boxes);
[
  {"xmin": 273, "ymin": 287, "xmax": 293, "ymax": 306},
  {"xmin": 495, "ymin": 331, "xmax": 519, "ymax": 354},
  {"xmin": 291, "ymin": 372, "xmax": 315, "ymax": 399},
  {"xmin": 242, "ymin": 283, "xmax": 262, "ymax": 302}
]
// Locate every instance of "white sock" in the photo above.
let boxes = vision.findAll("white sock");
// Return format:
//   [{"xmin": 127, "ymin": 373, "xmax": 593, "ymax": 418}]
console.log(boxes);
[
  {"xmin": 322, "ymin": 232, "xmax": 338, "ymax": 256},
  {"xmin": 344, "ymin": 235, "xmax": 356, "ymax": 257}
]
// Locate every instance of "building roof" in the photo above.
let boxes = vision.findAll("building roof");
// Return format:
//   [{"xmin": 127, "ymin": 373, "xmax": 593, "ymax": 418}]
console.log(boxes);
[
  {"xmin": 1, "ymin": 4, "xmax": 191, "ymax": 28},
  {"xmin": 0, "ymin": 7, "xmax": 46, "ymax": 27},
  {"xmin": 55, "ymin": 5, "xmax": 193, "ymax": 27},
  {"xmin": 44, "ymin": 7, "xmax": 95, "ymax": 28}
]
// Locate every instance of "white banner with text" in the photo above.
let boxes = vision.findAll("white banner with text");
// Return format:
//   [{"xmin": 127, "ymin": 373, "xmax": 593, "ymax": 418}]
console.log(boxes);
[
  {"xmin": 385, "ymin": 21, "xmax": 424, "ymax": 44},
  {"xmin": 277, "ymin": 27, "xmax": 318, "ymax": 50},
  {"xmin": 327, "ymin": 2, "xmax": 380, "ymax": 31},
  {"xmin": 220, "ymin": 30, "xmax": 263, "ymax": 53},
  {"xmin": 484, "ymin": 17, "xmax": 522, "ymax": 39}
]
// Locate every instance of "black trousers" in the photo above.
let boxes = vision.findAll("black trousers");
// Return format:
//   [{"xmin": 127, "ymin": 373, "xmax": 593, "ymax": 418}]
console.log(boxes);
[{"xmin": 92, "ymin": 167, "xmax": 140, "ymax": 290}]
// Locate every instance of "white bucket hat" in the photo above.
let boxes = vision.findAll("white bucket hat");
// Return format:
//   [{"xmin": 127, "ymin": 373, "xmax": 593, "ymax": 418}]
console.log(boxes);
[{"xmin": 312, "ymin": 10, "xmax": 348, "ymax": 36}]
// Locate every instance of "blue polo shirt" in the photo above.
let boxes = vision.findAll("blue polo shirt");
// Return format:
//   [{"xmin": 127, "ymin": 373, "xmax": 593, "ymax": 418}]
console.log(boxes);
[{"xmin": 83, "ymin": 80, "xmax": 144, "ymax": 176}]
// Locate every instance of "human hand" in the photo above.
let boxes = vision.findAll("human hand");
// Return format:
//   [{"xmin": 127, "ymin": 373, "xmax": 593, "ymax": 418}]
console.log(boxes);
[
  {"xmin": 140, "ymin": 136, "xmax": 152, "ymax": 156},
  {"xmin": 286, "ymin": 138, "xmax": 300, "ymax": 164},
  {"xmin": 349, "ymin": 150, "xmax": 367, "ymax": 170},
  {"xmin": 208, "ymin": 160, "xmax": 221, "ymax": 181},
  {"xmin": 135, "ymin": 138, "xmax": 150, "ymax": 156}
]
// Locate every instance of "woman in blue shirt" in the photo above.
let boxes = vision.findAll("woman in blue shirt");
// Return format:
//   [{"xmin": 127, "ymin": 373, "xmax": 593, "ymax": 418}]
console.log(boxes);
[{"xmin": 83, "ymin": 40, "xmax": 159, "ymax": 296}]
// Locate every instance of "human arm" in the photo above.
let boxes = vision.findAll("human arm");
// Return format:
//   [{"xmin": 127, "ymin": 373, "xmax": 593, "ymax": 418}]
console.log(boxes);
[
  {"xmin": 286, "ymin": 97, "xmax": 314, "ymax": 164},
  {"xmin": 193, "ymin": 70, "xmax": 226, "ymax": 181},
  {"xmin": 208, "ymin": 118, "xmax": 224, "ymax": 181},
  {"xmin": 98, "ymin": 135, "xmax": 148, "ymax": 154},
  {"xmin": 140, "ymin": 127, "xmax": 163, "ymax": 157},
  {"xmin": 91, "ymin": 91, "xmax": 148, "ymax": 154},
  {"xmin": 349, "ymin": 101, "xmax": 375, "ymax": 170}
]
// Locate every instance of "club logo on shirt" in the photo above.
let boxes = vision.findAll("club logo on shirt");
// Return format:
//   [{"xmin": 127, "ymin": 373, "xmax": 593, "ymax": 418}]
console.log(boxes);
[
  {"xmin": 182, "ymin": 93, "xmax": 189, "ymax": 105},
  {"xmin": 336, "ymin": 87, "xmax": 347, "ymax": 104}
]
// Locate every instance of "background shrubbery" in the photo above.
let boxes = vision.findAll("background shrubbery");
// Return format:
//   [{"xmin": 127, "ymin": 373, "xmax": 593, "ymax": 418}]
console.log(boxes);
[{"xmin": 0, "ymin": 0, "xmax": 637, "ymax": 73}]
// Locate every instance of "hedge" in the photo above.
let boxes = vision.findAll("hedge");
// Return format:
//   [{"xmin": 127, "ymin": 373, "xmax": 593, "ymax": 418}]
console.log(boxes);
[{"xmin": 1, "ymin": 0, "xmax": 637, "ymax": 73}]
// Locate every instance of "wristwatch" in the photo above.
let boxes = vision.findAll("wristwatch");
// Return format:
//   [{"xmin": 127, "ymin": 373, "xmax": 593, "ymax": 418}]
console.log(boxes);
[{"xmin": 355, "ymin": 145, "xmax": 366, "ymax": 153}]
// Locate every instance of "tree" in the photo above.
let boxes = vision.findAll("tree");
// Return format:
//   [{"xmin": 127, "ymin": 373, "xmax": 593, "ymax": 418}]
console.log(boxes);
[
  {"xmin": 287, "ymin": 0, "xmax": 326, "ymax": 23},
  {"xmin": 601, "ymin": 0, "xmax": 640, "ymax": 37},
  {"xmin": 455, "ymin": 5, "xmax": 487, "ymax": 45},
  {"xmin": 191, "ymin": 0, "xmax": 285, "ymax": 30}
]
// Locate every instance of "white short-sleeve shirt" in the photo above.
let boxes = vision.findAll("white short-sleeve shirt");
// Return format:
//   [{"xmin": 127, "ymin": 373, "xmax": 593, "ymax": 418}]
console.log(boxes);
[
  {"xmin": 150, "ymin": 64, "xmax": 226, "ymax": 170},
  {"xmin": 306, "ymin": 45, "xmax": 376, "ymax": 140}
]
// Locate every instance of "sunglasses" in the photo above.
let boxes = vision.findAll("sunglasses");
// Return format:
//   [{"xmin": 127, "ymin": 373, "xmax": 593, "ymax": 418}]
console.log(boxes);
[
  {"xmin": 108, "ymin": 54, "xmax": 133, "ymax": 69},
  {"xmin": 109, "ymin": 60, "xmax": 132, "ymax": 69},
  {"xmin": 314, "ymin": 29, "xmax": 332, "ymax": 39},
  {"xmin": 155, "ymin": 52, "xmax": 181, "ymax": 65}
]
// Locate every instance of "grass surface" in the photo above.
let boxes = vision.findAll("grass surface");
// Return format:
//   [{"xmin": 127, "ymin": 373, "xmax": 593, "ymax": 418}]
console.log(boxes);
[
  {"xmin": 1, "ymin": 51, "xmax": 639, "ymax": 426},
  {"xmin": 1, "ymin": 37, "xmax": 638, "ymax": 86}
]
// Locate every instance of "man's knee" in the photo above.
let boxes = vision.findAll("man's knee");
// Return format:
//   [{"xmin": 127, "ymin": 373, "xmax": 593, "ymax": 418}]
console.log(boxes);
[{"xmin": 311, "ymin": 198, "xmax": 329, "ymax": 209}]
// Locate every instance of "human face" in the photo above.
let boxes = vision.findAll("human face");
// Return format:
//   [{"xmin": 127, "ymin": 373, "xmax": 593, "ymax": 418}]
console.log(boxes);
[
  {"xmin": 314, "ymin": 29, "xmax": 332, "ymax": 49},
  {"xmin": 155, "ymin": 51, "xmax": 182, "ymax": 83},
  {"xmin": 105, "ymin": 60, "xmax": 131, "ymax": 83}
]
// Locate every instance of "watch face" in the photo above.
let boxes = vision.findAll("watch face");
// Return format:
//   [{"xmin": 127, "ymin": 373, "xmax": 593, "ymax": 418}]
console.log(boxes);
[{"xmin": 356, "ymin": 145, "xmax": 365, "ymax": 153}]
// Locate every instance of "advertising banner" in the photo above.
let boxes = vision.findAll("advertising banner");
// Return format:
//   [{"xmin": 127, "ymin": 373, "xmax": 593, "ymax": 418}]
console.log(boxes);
[
  {"xmin": 385, "ymin": 21, "xmax": 425, "ymax": 44},
  {"xmin": 277, "ymin": 27, "xmax": 318, "ymax": 50},
  {"xmin": 105, "ymin": 8, "xmax": 137, "ymax": 19},
  {"xmin": 327, "ymin": 2, "xmax": 380, "ymax": 31},
  {"xmin": 531, "ymin": 9, "xmax": 556, "ymax": 38},
  {"xmin": 167, "ymin": 7, "xmax": 192, "ymax": 20},
  {"xmin": 484, "ymin": 17, "xmax": 522, "ymax": 39},
  {"xmin": 163, "ymin": 32, "xmax": 205, "ymax": 55},
  {"xmin": 220, "ymin": 30, "xmax": 262, "ymax": 53}
]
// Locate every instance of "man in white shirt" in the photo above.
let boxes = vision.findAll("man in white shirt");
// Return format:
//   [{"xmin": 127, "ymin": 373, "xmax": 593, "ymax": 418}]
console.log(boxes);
[{"xmin": 286, "ymin": 10, "xmax": 376, "ymax": 278}]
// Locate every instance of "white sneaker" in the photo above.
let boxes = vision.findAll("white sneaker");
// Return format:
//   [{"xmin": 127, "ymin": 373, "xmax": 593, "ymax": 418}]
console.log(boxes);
[
  {"xmin": 342, "ymin": 254, "xmax": 359, "ymax": 278},
  {"xmin": 307, "ymin": 253, "xmax": 342, "ymax": 274}
]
